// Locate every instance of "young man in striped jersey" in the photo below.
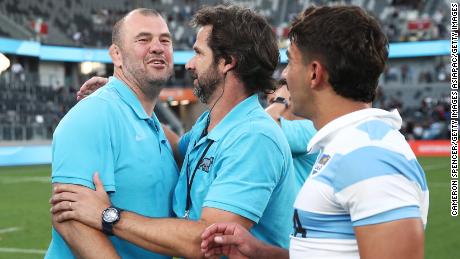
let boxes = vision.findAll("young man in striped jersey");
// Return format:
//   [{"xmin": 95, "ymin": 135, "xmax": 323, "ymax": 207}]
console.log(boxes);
[{"xmin": 201, "ymin": 5, "xmax": 428, "ymax": 259}]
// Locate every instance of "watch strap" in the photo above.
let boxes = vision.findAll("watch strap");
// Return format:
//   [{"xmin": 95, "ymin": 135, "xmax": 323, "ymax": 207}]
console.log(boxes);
[
  {"xmin": 102, "ymin": 207, "xmax": 123, "ymax": 236},
  {"xmin": 272, "ymin": 96, "xmax": 289, "ymax": 109}
]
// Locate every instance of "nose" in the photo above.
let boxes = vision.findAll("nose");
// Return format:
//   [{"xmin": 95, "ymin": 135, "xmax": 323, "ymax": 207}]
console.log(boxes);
[
  {"xmin": 185, "ymin": 58, "xmax": 194, "ymax": 71},
  {"xmin": 149, "ymin": 40, "xmax": 165, "ymax": 54},
  {"xmin": 281, "ymin": 67, "xmax": 288, "ymax": 78}
]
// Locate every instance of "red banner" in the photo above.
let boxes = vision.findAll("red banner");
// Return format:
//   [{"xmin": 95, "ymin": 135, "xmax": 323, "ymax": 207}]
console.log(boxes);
[{"xmin": 408, "ymin": 140, "xmax": 451, "ymax": 157}]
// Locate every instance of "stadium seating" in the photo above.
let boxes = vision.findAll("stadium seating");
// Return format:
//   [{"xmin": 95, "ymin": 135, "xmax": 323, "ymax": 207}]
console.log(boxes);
[
  {"xmin": 0, "ymin": 0, "xmax": 452, "ymax": 141},
  {"xmin": 0, "ymin": 0, "xmax": 451, "ymax": 48}
]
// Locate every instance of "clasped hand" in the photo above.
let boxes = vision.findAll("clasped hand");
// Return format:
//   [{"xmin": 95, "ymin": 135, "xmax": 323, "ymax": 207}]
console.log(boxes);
[{"xmin": 50, "ymin": 172, "xmax": 111, "ymax": 230}]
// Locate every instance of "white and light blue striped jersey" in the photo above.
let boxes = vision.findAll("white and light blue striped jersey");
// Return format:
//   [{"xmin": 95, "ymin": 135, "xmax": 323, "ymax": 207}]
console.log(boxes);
[{"xmin": 290, "ymin": 108, "xmax": 429, "ymax": 259}]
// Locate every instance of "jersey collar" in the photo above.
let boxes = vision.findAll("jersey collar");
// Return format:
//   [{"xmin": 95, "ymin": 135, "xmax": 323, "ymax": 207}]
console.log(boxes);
[
  {"xmin": 307, "ymin": 108, "xmax": 402, "ymax": 153},
  {"xmin": 202, "ymin": 94, "xmax": 261, "ymax": 142},
  {"xmin": 109, "ymin": 76, "xmax": 153, "ymax": 120}
]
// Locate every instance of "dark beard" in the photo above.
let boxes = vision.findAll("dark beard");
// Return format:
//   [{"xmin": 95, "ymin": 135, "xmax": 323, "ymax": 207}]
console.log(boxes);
[{"xmin": 191, "ymin": 69, "xmax": 221, "ymax": 104}]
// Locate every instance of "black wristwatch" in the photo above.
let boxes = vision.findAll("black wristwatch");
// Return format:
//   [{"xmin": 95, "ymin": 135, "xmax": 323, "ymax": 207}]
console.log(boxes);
[
  {"xmin": 272, "ymin": 96, "xmax": 289, "ymax": 109},
  {"xmin": 102, "ymin": 206, "xmax": 123, "ymax": 236}
]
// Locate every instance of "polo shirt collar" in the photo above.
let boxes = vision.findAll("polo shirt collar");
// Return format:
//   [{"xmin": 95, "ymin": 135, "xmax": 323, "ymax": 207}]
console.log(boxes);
[
  {"xmin": 204, "ymin": 94, "xmax": 261, "ymax": 142},
  {"xmin": 307, "ymin": 108, "xmax": 402, "ymax": 153},
  {"xmin": 109, "ymin": 76, "xmax": 150, "ymax": 120}
]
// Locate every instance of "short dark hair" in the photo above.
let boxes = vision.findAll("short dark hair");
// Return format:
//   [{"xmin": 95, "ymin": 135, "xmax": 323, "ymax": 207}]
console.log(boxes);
[
  {"xmin": 289, "ymin": 6, "xmax": 388, "ymax": 102},
  {"xmin": 112, "ymin": 8, "xmax": 161, "ymax": 47},
  {"xmin": 191, "ymin": 5, "xmax": 279, "ymax": 94}
]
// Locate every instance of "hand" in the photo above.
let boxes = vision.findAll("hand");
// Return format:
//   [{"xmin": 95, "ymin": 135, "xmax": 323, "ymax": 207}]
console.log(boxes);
[
  {"xmin": 274, "ymin": 85, "xmax": 290, "ymax": 101},
  {"xmin": 201, "ymin": 223, "xmax": 262, "ymax": 259},
  {"xmin": 50, "ymin": 172, "xmax": 110, "ymax": 230},
  {"xmin": 77, "ymin": 76, "xmax": 109, "ymax": 101}
]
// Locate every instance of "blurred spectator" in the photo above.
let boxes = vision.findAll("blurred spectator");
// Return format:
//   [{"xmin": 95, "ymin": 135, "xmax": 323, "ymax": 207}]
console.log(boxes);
[{"xmin": 11, "ymin": 61, "xmax": 25, "ymax": 82}]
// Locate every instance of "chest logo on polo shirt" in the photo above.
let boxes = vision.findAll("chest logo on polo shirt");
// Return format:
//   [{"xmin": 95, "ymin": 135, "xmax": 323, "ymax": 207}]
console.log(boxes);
[
  {"xmin": 199, "ymin": 157, "xmax": 214, "ymax": 173},
  {"xmin": 311, "ymin": 154, "xmax": 331, "ymax": 175}
]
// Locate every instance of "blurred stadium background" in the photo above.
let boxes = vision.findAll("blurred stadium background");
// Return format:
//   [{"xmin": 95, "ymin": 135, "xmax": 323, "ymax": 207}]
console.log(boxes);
[{"xmin": 0, "ymin": 0, "xmax": 456, "ymax": 258}]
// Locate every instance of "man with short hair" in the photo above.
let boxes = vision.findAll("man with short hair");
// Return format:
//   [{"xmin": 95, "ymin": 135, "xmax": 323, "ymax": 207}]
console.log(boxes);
[
  {"xmin": 50, "ymin": 5, "xmax": 295, "ymax": 258},
  {"xmin": 46, "ymin": 9, "xmax": 178, "ymax": 259},
  {"xmin": 200, "ymin": 5, "xmax": 428, "ymax": 259}
]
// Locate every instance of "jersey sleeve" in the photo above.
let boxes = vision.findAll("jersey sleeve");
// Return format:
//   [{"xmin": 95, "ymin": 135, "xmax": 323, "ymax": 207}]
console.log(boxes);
[
  {"xmin": 280, "ymin": 118, "xmax": 316, "ymax": 155},
  {"xmin": 203, "ymin": 132, "xmax": 286, "ymax": 223},
  {"xmin": 332, "ymin": 146, "xmax": 427, "ymax": 226},
  {"xmin": 51, "ymin": 98, "xmax": 116, "ymax": 191}
]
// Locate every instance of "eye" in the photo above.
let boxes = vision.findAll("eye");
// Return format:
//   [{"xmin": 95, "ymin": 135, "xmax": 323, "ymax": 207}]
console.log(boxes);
[
  {"xmin": 137, "ymin": 38, "xmax": 148, "ymax": 43},
  {"xmin": 161, "ymin": 38, "xmax": 171, "ymax": 44}
]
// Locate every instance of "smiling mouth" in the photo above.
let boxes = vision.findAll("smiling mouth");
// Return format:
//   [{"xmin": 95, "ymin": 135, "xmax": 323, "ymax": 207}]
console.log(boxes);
[{"xmin": 148, "ymin": 59, "xmax": 166, "ymax": 65}]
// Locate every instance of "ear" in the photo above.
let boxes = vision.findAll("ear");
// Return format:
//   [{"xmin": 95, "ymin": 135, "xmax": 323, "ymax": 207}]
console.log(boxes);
[
  {"xmin": 109, "ymin": 44, "xmax": 123, "ymax": 68},
  {"xmin": 220, "ymin": 55, "xmax": 236, "ymax": 75},
  {"xmin": 308, "ymin": 61, "xmax": 327, "ymax": 89}
]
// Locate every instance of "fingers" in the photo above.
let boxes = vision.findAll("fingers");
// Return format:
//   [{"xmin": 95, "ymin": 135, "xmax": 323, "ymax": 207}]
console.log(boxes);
[
  {"xmin": 51, "ymin": 200, "xmax": 76, "ymax": 214},
  {"xmin": 77, "ymin": 76, "xmax": 108, "ymax": 100},
  {"xmin": 201, "ymin": 223, "xmax": 234, "ymax": 239},
  {"xmin": 213, "ymin": 235, "xmax": 240, "ymax": 246},
  {"xmin": 76, "ymin": 90, "xmax": 91, "ymax": 101},
  {"xmin": 203, "ymin": 246, "xmax": 224, "ymax": 258},
  {"xmin": 54, "ymin": 210, "xmax": 78, "ymax": 223},
  {"xmin": 201, "ymin": 233, "xmax": 221, "ymax": 250},
  {"xmin": 50, "ymin": 190, "xmax": 79, "ymax": 204},
  {"xmin": 81, "ymin": 76, "xmax": 108, "ymax": 91}
]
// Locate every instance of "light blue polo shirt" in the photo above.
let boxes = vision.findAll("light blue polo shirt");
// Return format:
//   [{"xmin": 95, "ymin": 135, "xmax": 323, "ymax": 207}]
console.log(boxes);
[
  {"xmin": 279, "ymin": 117, "xmax": 318, "ymax": 191},
  {"xmin": 173, "ymin": 94, "xmax": 296, "ymax": 248},
  {"xmin": 46, "ymin": 77, "xmax": 178, "ymax": 259}
]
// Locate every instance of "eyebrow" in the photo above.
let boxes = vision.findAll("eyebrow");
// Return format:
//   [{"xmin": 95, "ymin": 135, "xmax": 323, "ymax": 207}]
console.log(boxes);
[
  {"xmin": 135, "ymin": 32, "xmax": 172, "ymax": 39},
  {"xmin": 193, "ymin": 46, "xmax": 203, "ymax": 53}
]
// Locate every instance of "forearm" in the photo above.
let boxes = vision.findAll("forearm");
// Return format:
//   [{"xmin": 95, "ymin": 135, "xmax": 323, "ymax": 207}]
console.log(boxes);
[
  {"xmin": 114, "ymin": 211, "xmax": 207, "ymax": 258},
  {"xmin": 53, "ymin": 219, "xmax": 120, "ymax": 259},
  {"xmin": 265, "ymin": 104, "xmax": 285, "ymax": 125}
]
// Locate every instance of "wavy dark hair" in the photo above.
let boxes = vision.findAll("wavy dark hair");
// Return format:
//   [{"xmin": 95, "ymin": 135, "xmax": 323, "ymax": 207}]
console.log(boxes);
[
  {"xmin": 289, "ymin": 6, "xmax": 388, "ymax": 102},
  {"xmin": 191, "ymin": 5, "xmax": 279, "ymax": 94}
]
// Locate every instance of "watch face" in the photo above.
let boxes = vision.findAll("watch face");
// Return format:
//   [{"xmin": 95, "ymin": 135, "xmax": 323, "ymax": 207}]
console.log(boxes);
[{"xmin": 103, "ymin": 208, "xmax": 119, "ymax": 223}]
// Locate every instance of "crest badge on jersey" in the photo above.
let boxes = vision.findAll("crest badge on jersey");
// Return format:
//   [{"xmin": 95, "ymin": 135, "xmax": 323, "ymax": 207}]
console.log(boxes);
[
  {"xmin": 199, "ymin": 157, "xmax": 214, "ymax": 173},
  {"xmin": 311, "ymin": 154, "xmax": 331, "ymax": 175}
]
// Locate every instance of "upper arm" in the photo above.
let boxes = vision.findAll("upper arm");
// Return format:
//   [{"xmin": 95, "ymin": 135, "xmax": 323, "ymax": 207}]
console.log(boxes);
[
  {"xmin": 354, "ymin": 218, "xmax": 424, "ymax": 259},
  {"xmin": 203, "ymin": 132, "xmax": 288, "ymax": 223},
  {"xmin": 330, "ymin": 147, "xmax": 428, "ymax": 258},
  {"xmin": 51, "ymin": 184, "xmax": 119, "ymax": 259},
  {"xmin": 200, "ymin": 207, "xmax": 254, "ymax": 230},
  {"xmin": 280, "ymin": 119, "xmax": 316, "ymax": 154},
  {"xmin": 52, "ymin": 99, "xmax": 116, "ymax": 190}
]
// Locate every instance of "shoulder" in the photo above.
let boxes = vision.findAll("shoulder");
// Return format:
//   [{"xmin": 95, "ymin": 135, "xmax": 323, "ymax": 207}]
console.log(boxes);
[
  {"xmin": 53, "ymin": 89, "xmax": 120, "ymax": 138},
  {"xmin": 321, "ymin": 143, "xmax": 426, "ymax": 193},
  {"xmin": 229, "ymin": 112, "xmax": 290, "ymax": 154},
  {"xmin": 325, "ymin": 118, "xmax": 415, "ymax": 160}
]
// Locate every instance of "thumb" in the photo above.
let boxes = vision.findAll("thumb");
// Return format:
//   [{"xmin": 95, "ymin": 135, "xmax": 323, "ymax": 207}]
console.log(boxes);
[
  {"xmin": 93, "ymin": 172, "xmax": 106, "ymax": 192},
  {"xmin": 214, "ymin": 235, "xmax": 241, "ymax": 246}
]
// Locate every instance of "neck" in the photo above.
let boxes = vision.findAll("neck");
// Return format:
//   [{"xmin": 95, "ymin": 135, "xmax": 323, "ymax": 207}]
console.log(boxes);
[
  {"xmin": 206, "ymin": 78, "xmax": 250, "ymax": 132},
  {"xmin": 114, "ymin": 69, "xmax": 157, "ymax": 117},
  {"xmin": 311, "ymin": 96, "xmax": 371, "ymax": 130}
]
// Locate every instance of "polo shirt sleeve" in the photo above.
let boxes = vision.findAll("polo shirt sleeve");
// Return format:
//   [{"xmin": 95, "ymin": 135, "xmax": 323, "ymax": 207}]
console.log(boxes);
[
  {"xmin": 51, "ymin": 98, "xmax": 116, "ymax": 191},
  {"xmin": 203, "ymin": 132, "xmax": 285, "ymax": 223},
  {"xmin": 280, "ymin": 118, "xmax": 316, "ymax": 155},
  {"xmin": 332, "ymin": 146, "xmax": 426, "ymax": 227}
]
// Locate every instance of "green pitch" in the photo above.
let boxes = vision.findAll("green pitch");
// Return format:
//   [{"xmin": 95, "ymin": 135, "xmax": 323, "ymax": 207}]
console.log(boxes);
[{"xmin": 0, "ymin": 157, "xmax": 455, "ymax": 258}]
